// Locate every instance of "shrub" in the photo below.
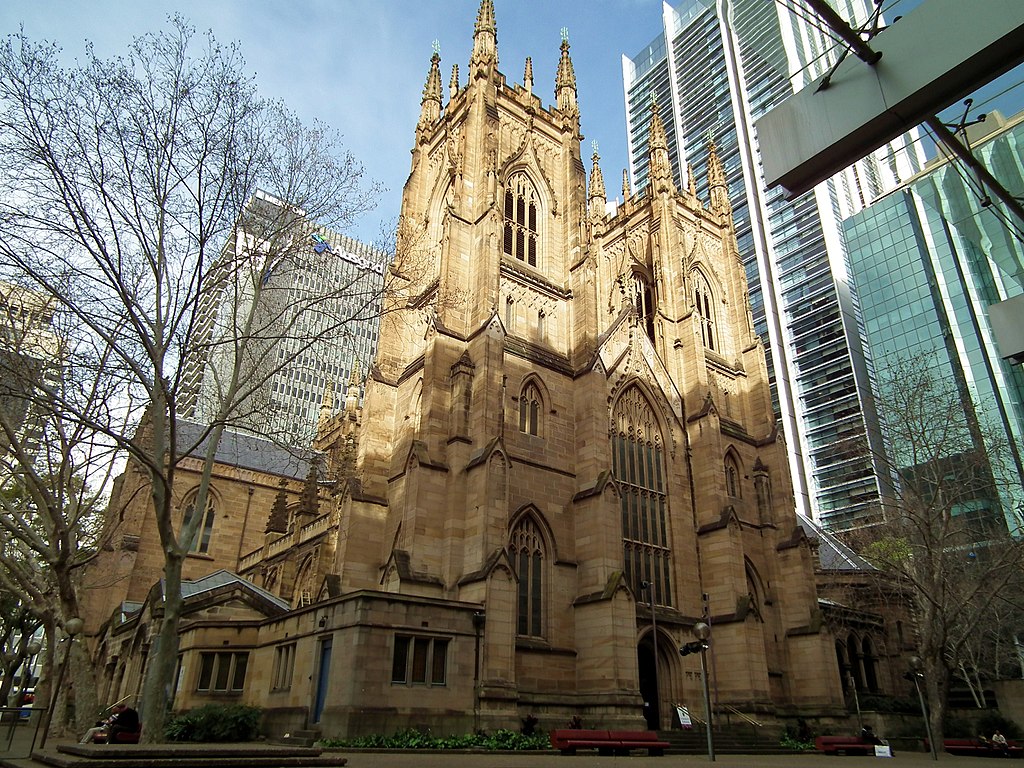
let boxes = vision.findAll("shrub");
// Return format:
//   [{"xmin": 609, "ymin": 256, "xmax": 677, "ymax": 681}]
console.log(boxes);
[
  {"xmin": 165, "ymin": 704, "xmax": 262, "ymax": 742},
  {"xmin": 976, "ymin": 712, "xmax": 1022, "ymax": 740},
  {"xmin": 318, "ymin": 728, "xmax": 549, "ymax": 750}
]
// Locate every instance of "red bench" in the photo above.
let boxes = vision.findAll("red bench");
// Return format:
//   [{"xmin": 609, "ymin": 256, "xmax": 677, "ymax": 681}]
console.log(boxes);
[
  {"xmin": 944, "ymin": 738, "xmax": 1023, "ymax": 758},
  {"xmin": 814, "ymin": 735, "xmax": 875, "ymax": 756},
  {"xmin": 94, "ymin": 727, "xmax": 142, "ymax": 744},
  {"xmin": 549, "ymin": 729, "xmax": 669, "ymax": 756}
]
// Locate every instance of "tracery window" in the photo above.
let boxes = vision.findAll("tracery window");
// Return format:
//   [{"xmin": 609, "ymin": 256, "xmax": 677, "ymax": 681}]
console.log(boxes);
[
  {"xmin": 181, "ymin": 492, "xmax": 216, "ymax": 554},
  {"xmin": 694, "ymin": 272, "xmax": 717, "ymax": 351},
  {"xmin": 519, "ymin": 382, "xmax": 542, "ymax": 437},
  {"xmin": 612, "ymin": 387, "xmax": 672, "ymax": 606},
  {"xmin": 503, "ymin": 173, "xmax": 539, "ymax": 267},
  {"xmin": 509, "ymin": 516, "xmax": 545, "ymax": 637},
  {"xmin": 633, "ymin": 273, "xmax": 656, "ymax": 342}
]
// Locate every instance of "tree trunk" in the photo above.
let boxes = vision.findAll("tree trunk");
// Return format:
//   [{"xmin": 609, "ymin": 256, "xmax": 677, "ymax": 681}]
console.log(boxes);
[{"xmin": 139, "ymin": 552, "xmax": 185, "ymax": 743}]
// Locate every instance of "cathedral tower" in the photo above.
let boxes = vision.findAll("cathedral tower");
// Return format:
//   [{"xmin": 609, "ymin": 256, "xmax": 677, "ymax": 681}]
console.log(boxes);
[{"xmin": 328, "ymin": 0, "xmax": 843, "ymax": 731}]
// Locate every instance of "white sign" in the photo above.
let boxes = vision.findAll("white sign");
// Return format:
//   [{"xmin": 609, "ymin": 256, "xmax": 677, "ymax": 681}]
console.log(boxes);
[{"xmin": 676, "ymin": 705, "xmax": 692, "ymax": 729}]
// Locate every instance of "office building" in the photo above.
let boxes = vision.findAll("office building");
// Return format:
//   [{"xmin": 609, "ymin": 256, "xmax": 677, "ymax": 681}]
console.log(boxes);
[
  {"xmin": 622, "ymin": 0, "xmax": 924, "ymax": 529},
  {"xmin": 844, "ymin": 111, "xmax": 1024, "ymax": 532},
  {"xmin": 179, "ymin": 192, "xmax": 386, "ymax": 444}
]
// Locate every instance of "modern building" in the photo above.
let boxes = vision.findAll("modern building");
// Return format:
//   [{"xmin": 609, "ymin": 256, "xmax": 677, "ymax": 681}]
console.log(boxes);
[
  {"xmin": 0, "ymin": 281, "xmax": 61, "ymax": 461},
  {"xmin": 843, "ymin": 110, "xmax": 1024, "ymax": 533},
  {"xmin": 179, "ymin": 191, "xmax": 386, "ymax": 445},
  {"xmin": 86, "ymin": 1, "xmax": 856, "ymax": 738},
  {"xmin": 621, "ymin": 0, "xmax": 924, "ymax": 530}
]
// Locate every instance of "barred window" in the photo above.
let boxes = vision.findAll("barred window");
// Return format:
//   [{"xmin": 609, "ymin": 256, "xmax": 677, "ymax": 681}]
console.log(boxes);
[
  {"xmin": 503, "ymin": 173, "xmax": 539, "ymax": 267},
  {"xmin": 612, "ymin": 387, "xmax": 672, "ymax": 606}
]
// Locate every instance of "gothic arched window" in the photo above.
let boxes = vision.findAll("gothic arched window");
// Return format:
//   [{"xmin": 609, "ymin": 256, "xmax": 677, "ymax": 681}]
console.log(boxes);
[
  {"xmin": 509, "ymin": 516, "xmax": 545, "ymax": 637},
  {"xmin": 633, "ymin": 273, "xmax": 656, "ymax": 342},
  {"xmin": 612, "ymin": 387, "xmax": 672, "ymax": 606},
  {"xmin": 519, "ymin": 382, "xmax": 542, "ymax": 436},
  {"xmin": 693, "ymin": 272, "xmax": 717, "ymax": 351},
  {"xmin": 503, "ymin": 173, "xmax": 539, "ymax": 267},
  {"xmin": 181, "ymin": 491, "xmax": 216, "ymax": 554}
]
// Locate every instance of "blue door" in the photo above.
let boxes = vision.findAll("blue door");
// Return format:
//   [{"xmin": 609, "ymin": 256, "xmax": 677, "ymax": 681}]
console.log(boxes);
[{"xmin": 313, "ymin": 638, "xmax": 332, "ymax": 723}]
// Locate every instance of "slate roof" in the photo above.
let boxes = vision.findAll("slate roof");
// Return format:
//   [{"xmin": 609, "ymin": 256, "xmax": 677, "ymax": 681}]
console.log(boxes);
[
  {"xmin": 797, "ymin": 513, "xmax": 874, "ymax": 571},
  {"xmin": 175, "ymin": 418, "xmax": 318, "ymax": 481}
]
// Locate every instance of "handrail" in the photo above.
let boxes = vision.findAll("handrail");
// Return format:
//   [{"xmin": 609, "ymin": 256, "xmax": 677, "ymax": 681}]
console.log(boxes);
[{"xmin": 720, "ymin": 704, "xmax": 763, "ymax": 728}]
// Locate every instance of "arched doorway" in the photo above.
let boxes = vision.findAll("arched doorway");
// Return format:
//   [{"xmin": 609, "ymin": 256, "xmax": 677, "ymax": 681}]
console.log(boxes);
[{"xmin": 638, "ymin": 638, "xmax": 660, "ymax": 730}]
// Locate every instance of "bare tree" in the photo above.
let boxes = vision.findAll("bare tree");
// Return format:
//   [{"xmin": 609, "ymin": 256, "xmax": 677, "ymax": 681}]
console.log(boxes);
[
  {"xmin": 849, "ymin": 356, "xmax": 1024, "ymax": 742},
  {"xmin": 0, "ymin": 17, "xmax": 386, "ymax": 740}
]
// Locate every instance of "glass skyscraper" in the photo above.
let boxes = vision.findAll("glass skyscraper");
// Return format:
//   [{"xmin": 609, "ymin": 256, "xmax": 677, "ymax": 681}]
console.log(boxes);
[
  {"xmin": 844, "ymin": 112, "xmax": 1024, "ymax": 531},
  {"xmin": 622, "ymin": 0, "xmax": 923, "ymax": 529}
]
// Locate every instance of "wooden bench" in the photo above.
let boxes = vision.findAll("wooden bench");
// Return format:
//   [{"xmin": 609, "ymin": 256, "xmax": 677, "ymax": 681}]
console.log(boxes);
[
  {"xmin": 814, "ymin": 735, "xmax": 875, "ymax": 756},
  {"xmin": 549, "ymin": 729, "xmax": 669, "ymax": 756},
  {"xmin": 944, "ymin": 738, "xmax": 1023, "ymax": 758}
]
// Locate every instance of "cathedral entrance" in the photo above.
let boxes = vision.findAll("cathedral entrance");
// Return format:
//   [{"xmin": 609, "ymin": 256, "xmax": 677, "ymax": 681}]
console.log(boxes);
[{"xmin": 638, "ymin": 639, "xmax": 660, "ymax": 730}]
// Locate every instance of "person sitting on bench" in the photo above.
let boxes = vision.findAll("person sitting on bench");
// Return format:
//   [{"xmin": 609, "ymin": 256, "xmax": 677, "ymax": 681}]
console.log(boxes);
[{"xmin": 80, "ymin": 703, "xmax": 139, "ymax": 743}]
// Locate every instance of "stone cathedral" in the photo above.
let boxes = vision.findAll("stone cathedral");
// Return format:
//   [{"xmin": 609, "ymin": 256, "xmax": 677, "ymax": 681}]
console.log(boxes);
[{"xmin": 86, "ymin": 0, "xmax": 848, "ymax": 738}]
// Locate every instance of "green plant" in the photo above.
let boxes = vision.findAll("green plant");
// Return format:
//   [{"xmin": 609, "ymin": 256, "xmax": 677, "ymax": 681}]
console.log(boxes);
[
  {"xmin": 164, "ymin": 704, "xmax": 262, "ymax": 742},
  {"xmin": 779, "ymin": 733, "xmax": 815, "ymax": 751},
  {"xmin": 976, "ymin": 712, "xmax": 1022, "ymax": 740},
  {"xmin": 317, "ymin": 728, "xmax": 549, "ymax": 750}
]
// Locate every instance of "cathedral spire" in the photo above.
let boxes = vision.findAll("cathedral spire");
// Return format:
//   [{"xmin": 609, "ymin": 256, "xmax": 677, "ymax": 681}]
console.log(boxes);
[
  {"xmin": 647, "ymin": 99, "xmax": 675, "ymax": 194},
  {"xmin": 316, "ymin": 380, "xmax": 335, "ymax": 438},
  {"xmin": 555, "ymin": 28, "xmax": 578, "ymax": 117},
  {"xmin": 418, "ymin": 46, "xmax": 443, "ymax": 132},
  {"xmin": 450, "ymin": 64, "xmax": 460, "ymax": 99},
  {"xmin": 470, "ymin": 0, "xmax": 498, "ymax": 78},
  {"xmin": 265, "ymin": 479, "xmax": 289, "ymax": 535},
  {"xmin": 687, "ymin": 162, "xmax": 698, "ymax": 198},
  {"xmin": 622, "ymin": 169, "xmax": 631, "ymax": 201},
  {"xmin": 524, "ymin": 56, "xmax": 533, "ymax": 93},
  {"xmin": 344, "ymin": 357, "xmax": 362, "ymax": 420},
  {"xmin": 707, "ymin": 138, "xmax": 731, "ymax": 215},
  {"xmin": 589, "ymin": 143, "xmax": 606, "ymax": 217}
]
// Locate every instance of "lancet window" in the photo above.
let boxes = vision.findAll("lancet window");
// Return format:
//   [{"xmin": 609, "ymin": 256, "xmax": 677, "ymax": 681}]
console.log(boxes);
[
  {"xmin": 503, "ymin": 173, "xmax": 539, "ymax": 267},
  {"xmin": 181, "ymin": 491, "xmax": 216, "ymax": 554},
  {"xmin": 694, "ymin": 273, "xmax": 717, "ymax": 351},
  {"xmin": 519, "ymin": 382, "xmax": 542, "ymax": 437},
  {"xmin": 612, "ymin": 387, "xmax": 672, "ymax": 606},
  {"xmin": 509, "ymin": 516, "xmax": 545, "ymax": 637},
  {"xmin": 725, "ymin": 453, "xmax": 741, "ymax": 498},
  {"xmin": 633, "ymin": 273, "xmax": 656, "ymax": 342}
]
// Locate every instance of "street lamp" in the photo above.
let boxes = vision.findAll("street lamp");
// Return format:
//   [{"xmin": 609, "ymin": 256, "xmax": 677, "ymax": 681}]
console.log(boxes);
[
  {"xmin": 908, "ymin": 656, "xmax": 938, "ymax": 761},
  {"xmin": 36, "ymin": 618, "xmax": 83, "ymax": 750},
  {"xmin": 15, "ymin": 641, "xmax": 42, "ymax": 710},
  {"xmin": 681, "ymin": 622, "xmax": 714, "ymax": 762},
  {"xmin": 641, "ymin": 580, "xmax": 659, "ymax": 729}
]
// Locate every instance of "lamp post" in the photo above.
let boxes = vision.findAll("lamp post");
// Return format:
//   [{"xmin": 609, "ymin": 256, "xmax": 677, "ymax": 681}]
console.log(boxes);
[
  {"xmin": 641, "ymin": 580, "xmax": 659, "ymax": 729},
  {"xmin": 15, "ymin": 641, "xmax": 42, "ymax": 710},
  {"xmin": 908, "ymin": 656, "xmax": 938, "ymax": 761},
  {"xmin": 681, "ymin": 622, "xmax": 714, "ymax": 762},
  {"xmin": 36, "ymin": 618, "xmax": 83, "ymax": 750}
]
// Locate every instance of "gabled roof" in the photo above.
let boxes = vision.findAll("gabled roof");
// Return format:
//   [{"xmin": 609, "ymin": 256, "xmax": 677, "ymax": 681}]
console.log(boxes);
[
  {"xmin": 797, "ymin": 514, "xmax": 874, "ymax": 571},
  {"xmin": 175, "ymin": 418, "xmax": 319, "ymax": 481}
]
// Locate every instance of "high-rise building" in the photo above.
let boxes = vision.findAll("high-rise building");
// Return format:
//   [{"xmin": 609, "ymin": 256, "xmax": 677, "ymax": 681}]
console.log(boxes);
[
  {"xmin": 844, "ymin": 111, "xmax": 1024, "ymax": 532},
  {"xmin": 0, "ymin": 282, "xmax": 60, "ymax": 461},
  {"xmin": 179, "ymin": 192, "xmax": 386, "ymax": 444},
  {"xmin": 622, "ymin": 0, "xmax": 924, "ymax": 530}
]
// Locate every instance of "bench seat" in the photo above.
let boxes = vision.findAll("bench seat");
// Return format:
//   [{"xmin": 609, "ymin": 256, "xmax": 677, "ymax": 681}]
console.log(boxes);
[
  {"xmin": 814, "ymin": 735, "xmax": 874, "ymax": 756},
  {"xmin": 550, "ymin": 729, "xmax": 669, "ymax": 756},
  {"xmin": 944, "ymin": 738, "xmax": 1023, "ymax": 758}
]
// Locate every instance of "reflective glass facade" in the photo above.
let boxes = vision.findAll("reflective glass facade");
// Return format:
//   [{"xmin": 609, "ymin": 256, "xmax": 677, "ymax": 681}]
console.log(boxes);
[
  {"xmin": 844, "ymin": 114, "xmax": 1024, "ymax": 530},
  {"xmin": 622, "ymin": 0, "xmax": 922, "ymax": 529}
]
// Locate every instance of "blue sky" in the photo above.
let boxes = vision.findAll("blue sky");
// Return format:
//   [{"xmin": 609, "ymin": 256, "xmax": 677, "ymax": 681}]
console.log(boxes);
[{"xmin": 3, "ymin": 1, "xmax": 665, "ymax": 244}]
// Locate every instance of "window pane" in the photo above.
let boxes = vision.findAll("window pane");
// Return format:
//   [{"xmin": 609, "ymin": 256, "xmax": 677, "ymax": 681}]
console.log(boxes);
[
  {"xmin": 412, "ymin": 638, "xmax": 429, "ymax": 683},
  {"xmin": 531, "ymin": 552, "xmax": 542, "ymax": 635},
  {"xmin": 431, "ymin": 639, "xmax": 448, "ymax": 685},
  {"xmin": 518, "ymin": 550, "xmax": 529, "ymax": 635},
  {"xmin": 197, "ymin": 653, "xmax": 214, "ymax": 690},
  {"xmin": 231, "ymin": 653, "xmax": 248, "ymax": 691},
  {"xmin": 213, "ymin": 652, "xmax": 232, "ymax": 691},
  {"xmin": 392, "ymin": 636, "xmax": 410, "ymax": 683}
]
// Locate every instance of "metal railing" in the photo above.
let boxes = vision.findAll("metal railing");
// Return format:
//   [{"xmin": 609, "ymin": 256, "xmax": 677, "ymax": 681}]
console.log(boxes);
[{"xmin": 1, "ymin": 706, "xmax": 42, "ymax": 758}]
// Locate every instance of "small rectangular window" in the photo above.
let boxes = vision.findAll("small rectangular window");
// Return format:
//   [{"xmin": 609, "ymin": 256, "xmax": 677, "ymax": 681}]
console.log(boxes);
[
  {"xmin": 196, "ymin": 651, "xmax": 248, "ymax": 693},
  {"xmin": 391, "ymin": 636, "xmax": 410, "ymax": 682},
  {"xmin": 412, "ymin": 638, "xmax": 430, "ymax": 683},
  {"xmin": 391, "ymin": 634, "xmax": 449, "ymax": 687},
  {"xmin": 431, "ymin": 639, "xmax": 448, "ymax": 685}
]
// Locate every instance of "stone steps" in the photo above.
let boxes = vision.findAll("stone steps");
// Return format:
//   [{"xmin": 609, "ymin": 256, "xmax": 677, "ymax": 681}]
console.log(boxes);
[{"xmin": 0, "ymin": 744, "xmax": 347, "ymax": 768}]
